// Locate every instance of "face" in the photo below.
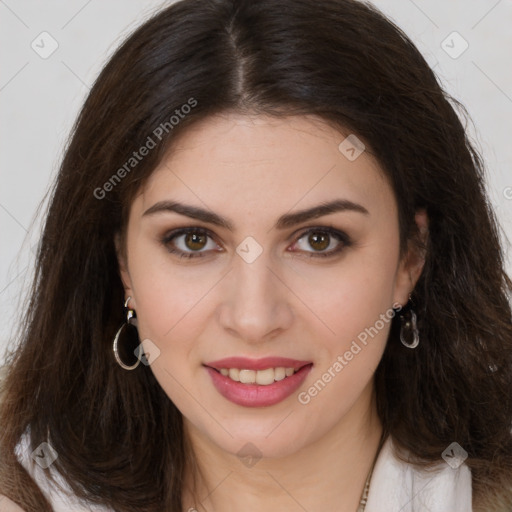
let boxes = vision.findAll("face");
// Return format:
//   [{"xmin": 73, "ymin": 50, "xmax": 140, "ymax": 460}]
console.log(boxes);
[{"xmin": 117, "ymin": 113, "xmax": 424, "ymax": 459}]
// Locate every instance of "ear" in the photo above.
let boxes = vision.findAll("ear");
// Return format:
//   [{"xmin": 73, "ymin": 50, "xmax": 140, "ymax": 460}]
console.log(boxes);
[
  {"xmin": 393, "ymin": 209, "xmax": 428, "ymax": 307},
  {"xmin": 114, "ymin": 232, "xmax": 135, "ymax": 305}
]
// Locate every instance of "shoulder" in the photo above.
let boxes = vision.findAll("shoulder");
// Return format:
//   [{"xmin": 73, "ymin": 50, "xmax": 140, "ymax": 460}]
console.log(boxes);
[
  {"xmin": 365, "ymin": 436, "xmax": 473, "ymax": 512},
  {"xmin": 14, "ymin": 431, "xmax": 113, "ymax": 512},
  {"xmin": 0, "ymin": 496, "xmax": 26, "ymax": 512}
]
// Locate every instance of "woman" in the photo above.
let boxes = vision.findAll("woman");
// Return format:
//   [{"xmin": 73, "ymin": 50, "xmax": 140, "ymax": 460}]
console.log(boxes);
[{"xmin": 0, "ymin": 0, "xmax": 511, "ymax": 510}]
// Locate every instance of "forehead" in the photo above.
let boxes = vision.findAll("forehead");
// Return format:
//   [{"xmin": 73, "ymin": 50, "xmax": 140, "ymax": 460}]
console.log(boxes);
[{"xmin": 134, "ymin": 113, "xmax": 394, "ymax": 223}]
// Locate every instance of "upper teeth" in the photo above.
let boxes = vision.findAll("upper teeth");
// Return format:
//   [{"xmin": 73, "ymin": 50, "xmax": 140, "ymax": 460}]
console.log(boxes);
[{"xmin": 219, "ymin": 367, "xmax": 296, "ymax": 385}]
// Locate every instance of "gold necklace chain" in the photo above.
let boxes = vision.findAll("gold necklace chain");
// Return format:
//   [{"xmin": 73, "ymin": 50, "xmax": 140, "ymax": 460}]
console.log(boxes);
[{"xmin": 357, "ymin": 431, "xmax": 388, "ymax": 511}]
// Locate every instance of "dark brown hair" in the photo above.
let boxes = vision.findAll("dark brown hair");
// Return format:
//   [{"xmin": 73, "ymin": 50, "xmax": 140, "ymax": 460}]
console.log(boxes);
[{"xmin": 1, "ymin": 0, "xmax": 511, "ymax": 510}]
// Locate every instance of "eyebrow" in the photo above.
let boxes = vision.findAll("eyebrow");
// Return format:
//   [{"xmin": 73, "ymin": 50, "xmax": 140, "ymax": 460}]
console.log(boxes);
[{"xmin": 142, "ymin": 199, "xmax": 369, "ymax": 230}]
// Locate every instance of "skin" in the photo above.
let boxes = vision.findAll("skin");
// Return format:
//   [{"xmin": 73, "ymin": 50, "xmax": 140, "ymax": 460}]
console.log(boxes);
[
  {"xmin": 0, "ymin": 496, "xmax": 26, "ymax": 512},
  {"xmin": 116, "ymin": 113, "xmax": 427, "ymax": 512}
]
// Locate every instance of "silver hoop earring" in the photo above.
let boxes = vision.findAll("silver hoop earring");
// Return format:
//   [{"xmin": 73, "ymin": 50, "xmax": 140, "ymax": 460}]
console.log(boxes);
[
  {"xmin": 113, "ymin": 297, "xmax": 141, "ymax": 370},
  {"xmin": 399, "ymin": 296, "xmax": 420, "ymax": 349}
]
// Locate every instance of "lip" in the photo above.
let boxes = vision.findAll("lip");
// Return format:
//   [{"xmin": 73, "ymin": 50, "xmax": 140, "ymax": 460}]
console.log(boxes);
[
  {"xmin": 204, "ymin": 362, "xmax": 313, "ymax": 408},
  {"xmin": 204, "ymin": 356, "xmax": 312, "ymax": 372}
]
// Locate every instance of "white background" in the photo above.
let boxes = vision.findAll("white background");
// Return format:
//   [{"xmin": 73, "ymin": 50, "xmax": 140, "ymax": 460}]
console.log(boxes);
[{"xmin": 1, "ymin": 0, "xmax": 511, "ymax": 363}]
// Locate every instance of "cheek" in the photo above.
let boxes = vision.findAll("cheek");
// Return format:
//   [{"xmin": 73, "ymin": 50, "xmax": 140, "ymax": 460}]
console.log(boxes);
[
  {"xmin": 290, "ymin": 257, "xmax": 398, "ymax": 423},
  {"xmin": 127, "ymin": 238, "xmax": 223, "ymax": 342},
  {"xmin": 285, "ymin": 243, "xmax": 400, "ymax": 346},
  {"xmin": 128, "ymin": 258, "xmax": 217, "ymax": 413}
]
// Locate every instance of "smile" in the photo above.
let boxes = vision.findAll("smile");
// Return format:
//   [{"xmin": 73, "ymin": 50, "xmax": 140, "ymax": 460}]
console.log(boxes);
[
  {"xmin": 217, "ymin": 367, "xmax": 298, "ymax": 385},
  {"xmin": 203, "ymin": 358, "xmax": 313, "ymax": 407}
]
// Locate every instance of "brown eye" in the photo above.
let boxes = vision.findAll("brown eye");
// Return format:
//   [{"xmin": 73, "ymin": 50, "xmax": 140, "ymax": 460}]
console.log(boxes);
[
  {"xmin": 307, "ymin": 231, "xmax": 330, "ymax": 251},
  {"xmin": 184, "ymin": 232, "xmax": 208, "ymax": 251},
  {"xmin": 292, "ymin": 227, "xmax": 351, "ymax": 258},
  {"xmin": 161, "ymin": 228, "xmax": 220, "ymax": 259}
]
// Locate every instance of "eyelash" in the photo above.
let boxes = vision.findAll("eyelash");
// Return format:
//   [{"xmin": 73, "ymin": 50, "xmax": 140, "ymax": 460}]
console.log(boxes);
[{"xmin": 160, "ymin": 226, "xmax": 351, "ymax": 260}]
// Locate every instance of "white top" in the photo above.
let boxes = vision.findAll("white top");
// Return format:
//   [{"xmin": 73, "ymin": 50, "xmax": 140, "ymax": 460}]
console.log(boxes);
[
  {"xmin": 365, "ymin": 437, "xmax": 472, "ymax": 512},
  {"xmin": 15, "ymin": 430, "xmax": 111, "ymax": 512},
  {"xmin": 15, "ymin": 429, "xmax": 472, "ymax": 511}
]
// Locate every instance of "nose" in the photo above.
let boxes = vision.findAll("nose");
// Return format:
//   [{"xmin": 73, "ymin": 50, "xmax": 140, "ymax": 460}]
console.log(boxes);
[{"xmin": 217, "ymin": 252, "xmax": 294, "ymax": 344}]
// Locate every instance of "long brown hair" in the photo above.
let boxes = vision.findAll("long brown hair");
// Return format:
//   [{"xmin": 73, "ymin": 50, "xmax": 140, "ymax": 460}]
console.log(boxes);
[{"xmin": 1, "ymin": 0, "xmax": 511, "ymax": 510}]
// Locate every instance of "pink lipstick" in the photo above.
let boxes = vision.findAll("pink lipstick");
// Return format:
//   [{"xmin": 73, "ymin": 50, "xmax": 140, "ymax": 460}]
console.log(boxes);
[{"xmin": 203, "ymin": 357, "xmax": 313, "ymax": 407}]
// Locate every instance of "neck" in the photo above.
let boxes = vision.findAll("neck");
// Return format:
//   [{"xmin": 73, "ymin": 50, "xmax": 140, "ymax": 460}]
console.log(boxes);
[{"xmin": 182, "ymin": 382, "xmax": 384, "ymax": 512}]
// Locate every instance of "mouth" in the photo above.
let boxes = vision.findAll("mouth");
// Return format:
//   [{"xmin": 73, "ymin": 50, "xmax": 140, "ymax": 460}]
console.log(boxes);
[
  {"xmin": 203, "ymin": 357, "xmax": 313, "ymax": 407},
  {"xmin": 206, "ymin": 365, "xmax": 309, "ymax": 386}
]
